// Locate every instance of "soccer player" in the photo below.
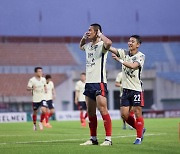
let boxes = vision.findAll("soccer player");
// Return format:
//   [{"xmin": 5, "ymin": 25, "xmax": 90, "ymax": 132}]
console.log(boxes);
[
  {"xmin": 79, "ymin": 23, "xmax": 112, "ymax": 146},
  {"xmin": 115, "ymin": 72, "xmax": 134, "ymax": 130},
  {"xmin": 109, "ymin": 35, "xmax": 146, "ymax": 144},
  {"xmin": 74, "ymin": 72, "xmax": 87, "ymax": 127},
  {"xmin": 27, "ymin": 67, "xmax": 47, "ymax": 131},
  {"xmin": 43, "ymin": 74, "xmax": 56, "ymax": 128}
]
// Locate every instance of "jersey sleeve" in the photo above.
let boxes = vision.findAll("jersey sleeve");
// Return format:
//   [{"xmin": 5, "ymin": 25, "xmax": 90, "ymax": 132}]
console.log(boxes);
[
  {"xmin": 75, "ymin": 81, "xmax": 80, "ymax": 91},
  {"xmin": 51, "ymin": 81, "xmax": 54, "ymax": 89},
  {"xmin": 117, "ymin": 49, "xmax": 126, "ymax": 60},
  {"xmin": 115, "ymin": 73, "xmax": 122, "ymax": 83},
  {"xmin": 27, "ymin": 78, "xmax": 33, "ymax": 88},
  {"xmin": 43, "ymin": 78, "xmax": 46, "ymax": 86},
  {"xmin": 135, "ymin": 53, "xmax": 145, "ymax": 67}
]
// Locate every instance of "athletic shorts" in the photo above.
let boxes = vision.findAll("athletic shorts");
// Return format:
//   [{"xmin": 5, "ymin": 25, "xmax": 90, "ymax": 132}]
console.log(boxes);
[
  {"xmin": 32, "ymin": 100, "xmax": 48, "ymax": 111},
  {"xmin": 83, "ymin": 83, "xmax": 108, "ymax": 101},
  {"xmin": 78, "ymin": 101, "xmax": 87, "ymax": 110},
  {"xmin": 121, "ymin": 88, "xmax": 144, "ymax": 107},
  {"xmin": 47, "ymin": 100, "xmax": 55, "ymax": 109}
]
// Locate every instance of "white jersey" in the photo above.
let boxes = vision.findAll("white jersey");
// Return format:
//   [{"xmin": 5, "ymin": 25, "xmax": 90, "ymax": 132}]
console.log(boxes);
[
  {"xmin": 115, "ymin": 72, "xmax": 123, "ymax": 97},
  {"xmin": 117, "ymin": 49, "xmax": 145, "ymax": 92},
  {"xmin": 75, "ymin": 80, "xmax": 85, "ymax": 102},
  {"xmin": 82, "ymin": 41, "xmax": 108, "ymax": 83},
  {"xmin": 27, "ymin": 76, "xmax": 46, "ymax": 102},
  {"xmin": 45, "ymin": 81, "xmax": 54, "ymax": 101}
]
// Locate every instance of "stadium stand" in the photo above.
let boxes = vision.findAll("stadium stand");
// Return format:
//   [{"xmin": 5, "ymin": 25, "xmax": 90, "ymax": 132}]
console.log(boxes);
[
  {"xmin": 0, "ymin": 43, "xmax": 77, "ymax": 66},
  {"xmin": 157, "ymin": 72, "xmax": 180, "ymax": 83},
  {"xmin": 0, "ymin": 73, "xmax": 67, "ymax": 97},
  {"xmin": 169, "ymin": 42, "xmax": 180, "ymax": 62}
]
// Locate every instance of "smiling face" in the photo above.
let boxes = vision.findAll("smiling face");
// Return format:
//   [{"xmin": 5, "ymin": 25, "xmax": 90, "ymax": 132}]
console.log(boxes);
[
  {"xmin": 128, "ymin": 37, "xmax": 140, "ymax": 51},
  {"xmin": 86, "ymin": 26, "xmax": 98, "ymax": 40}
]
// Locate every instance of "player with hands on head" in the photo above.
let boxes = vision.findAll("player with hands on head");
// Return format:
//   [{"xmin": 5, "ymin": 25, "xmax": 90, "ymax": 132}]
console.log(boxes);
[{"xmin": 79, "ymin": 23, "xmax": 113, "ymax": 146}]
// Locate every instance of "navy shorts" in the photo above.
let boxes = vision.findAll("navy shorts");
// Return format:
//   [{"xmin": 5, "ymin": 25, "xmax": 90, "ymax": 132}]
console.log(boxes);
[
  {"xmin": 78, "ymin": 101, "xmax": 87, "ymax": 110},
  {"xmin": 47, "ymin": 100, "xmax": 55, "ymax": 109},
  {"xmin": 83, "ymin": 83, "xmax": 108, "ymax": 101},
  {"xmin": 32, "ymin": 100, "xmax": 48, "ymax": 111},
  {"xmin": 121, "ymin": 89, "xmax": 144, "ymax": 107}
]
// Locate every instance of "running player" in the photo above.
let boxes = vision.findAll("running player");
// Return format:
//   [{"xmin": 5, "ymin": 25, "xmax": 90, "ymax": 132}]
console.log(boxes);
[
  {"xmin": 43, "ymin": 74, "xmax": 56, "ymax": 128},
  {"xmin": 115, "ymin": 72, "xmax": 134, "ymax": 130},
  {"xmin": 79, "ymin": 23, "xmax": 112, "ymax": 146},
  {"xmin": 74, "ymin": 72, "xmax": 87, "ymax": 127},
  {"xmin": 27, "ymin": 67, "xmax": 47, "ymax": 131},
  {"xmin": 109, "ymin": 35, "xmax": 146, "ymax": 144}
]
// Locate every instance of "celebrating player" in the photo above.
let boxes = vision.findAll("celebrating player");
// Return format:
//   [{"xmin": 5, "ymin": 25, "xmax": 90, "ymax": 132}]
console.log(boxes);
[
  {"xmin": 27, "ymin": 67, "xmax": 47, "ymax": 131},
  {"xmin": 79, "ymin": 23, "xmax": 112, "ymax": 146},
  {"xmin": 74, "ymin": 72, "xmax": 87, "ymax": 127},
  {"xmin": 43, "ymin": 74, "xmax": 56, "ymax": 128},
  {"xmin": 109, "ymin": 35, "xmax": 146, "ymax": 144}
]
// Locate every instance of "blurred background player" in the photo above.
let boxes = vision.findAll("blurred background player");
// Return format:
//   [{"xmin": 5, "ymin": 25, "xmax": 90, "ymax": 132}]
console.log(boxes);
[
  {"xmin": 109, "ymin": 35, "xmax": 146, "ymax": 144},
  {"xmin": 115, "ymin": 72, "xmax": 134, "ymax": 130},
  {"xmin": 43, "ymin": 74, "xmax": 56, "ymax": 128},
  {"xmin": 27, "ymin": 67, "xmax": 47, "ymax": 131},
  {"xmin": 79, "ymin": 23, "xmax": 112, "ymax": 146},
  {"xmin": 74, "ymin": 72, "xmax": 87, "ymax": 127}
]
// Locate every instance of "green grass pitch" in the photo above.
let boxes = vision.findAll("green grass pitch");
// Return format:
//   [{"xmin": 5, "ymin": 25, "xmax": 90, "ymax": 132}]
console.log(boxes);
[{"xmin": 0, "ymin": 118, "xmax": 179, "ymax": 154}]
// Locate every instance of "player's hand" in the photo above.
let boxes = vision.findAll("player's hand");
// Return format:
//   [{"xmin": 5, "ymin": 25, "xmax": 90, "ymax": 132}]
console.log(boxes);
[
  {"xmin": 32, "ymin": 86, "xmax": 36, "ymax": 90},
  {"xmin": 82, "ymin": 32, "xmax": 88, "ymax": 39},
  {"xmin": 74, "ymin": 100, "xmax": 78, "ymax": 105},
  {"xmin": 53, "ymin": 95, "xmax": 56, "ymax": 100},
  {"xmin": 112, "ymin": 53, "xmax": 119, "ymax": 60},
  {"xmin": 97, "ymin": 29, "xmax": 102, "ymax": 37}
]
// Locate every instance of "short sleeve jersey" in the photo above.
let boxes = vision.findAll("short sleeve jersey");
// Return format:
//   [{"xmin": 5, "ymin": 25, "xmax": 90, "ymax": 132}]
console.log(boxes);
[
  {"xmin": 115, "ymin": 72, "xmax": 123, "ymax": 97},
  {"xmin": 82, "ymin": 41, "xmax": 108, "ymax": 83},
  {"xmin": 75, "ymin": 80, "xmax": 85, "ymax": 102},
  {"xmin": 45, "ymin": 81, "xmax": 54, "ymax": 101},
  {"xmin": 27, "ymin": 76, "xmax": 46, "ymax": 102},
  {"xmin": 117, "ymin": 49, "xmax": 145, "ymax": 92}
]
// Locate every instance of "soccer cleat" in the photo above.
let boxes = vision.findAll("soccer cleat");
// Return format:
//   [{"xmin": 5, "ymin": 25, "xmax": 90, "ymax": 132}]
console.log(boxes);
[
  {"xmin": 141, "ymin": 128, "xmax": 146, "ymax": 141},
  {"xmin": 39, "ymin": 122, "xmax": 43, "ymax": 130},
  {"xmin": 33, "ymin": 124, "xmax": 37, "ymax": 131},
  {"xmin": 133, "ymin": 138, "xmax": 141, "ymax": 144},
  {"xmin": 80, "ymin": 139, "xmax": 98, "ymax": 145},
  {"xmin": 128, "ymin": 125, "xmax": 134, "ymax": 130},
  {"xmin": 122, "ymin": 125, "xmax": 126, "ymax": 130},
  {"xmin": 100, "ymin": 139, "xmax": 112, "ymax": 146}
]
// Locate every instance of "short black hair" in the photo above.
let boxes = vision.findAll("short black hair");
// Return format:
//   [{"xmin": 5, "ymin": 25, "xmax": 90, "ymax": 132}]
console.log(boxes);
[
  {"xmin": 45, "ymin": 74, "xmax": 52, "ymax": 80},
  {"xmin": 90, "ymin": 23, "xmax": 102, "ymax": 32},
  {"xmin": 80, "ymin": 72, "xmax": 86, "ymax": 76},
  {"xmin": 130, "ymin": 35, "xmax": 142, "ymax": 44},
  {"xmin": 34, "ymin": 67, "xmax": 42, "ymax": 73}
]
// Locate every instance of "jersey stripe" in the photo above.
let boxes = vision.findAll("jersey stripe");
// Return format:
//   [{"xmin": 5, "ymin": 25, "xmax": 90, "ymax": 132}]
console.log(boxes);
[
  {"xmin": 101, "ymin": 53, "xmax": 105, "ymax": 82},
  {"xmin": 140, "ymin": 91, "xmax": 144, "ymax": 107},
  {"xmin": 100, "ymin": 83, "xmax": 105, "ymax": 96}
]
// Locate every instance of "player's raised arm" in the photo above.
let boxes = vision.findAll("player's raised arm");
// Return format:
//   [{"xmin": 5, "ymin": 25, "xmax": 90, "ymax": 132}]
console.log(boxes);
[
  {"xmin": 79, "ymin": 32, "xmax": 88, "ymax": 50},
  {"xmin": 97, "ymin": 29, "xmax": 112, "ymax": 50},
  {"xmin": 120, "ymin": 60, "xmax": 140, "ymax": 69},
  {"xmin": 109, "ymin": 46, "xmax": 118, "ymax": 55}
]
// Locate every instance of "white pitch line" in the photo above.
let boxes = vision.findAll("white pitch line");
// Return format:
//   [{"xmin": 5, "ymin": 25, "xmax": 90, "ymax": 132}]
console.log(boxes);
[{"xmin": 0, "ymin": 133, "xmax": 166, "ymax": 145}]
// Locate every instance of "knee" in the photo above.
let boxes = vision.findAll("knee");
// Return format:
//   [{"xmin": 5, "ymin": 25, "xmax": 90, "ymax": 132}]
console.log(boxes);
[
  {"xmin": 87, "ymin": 109, "xmax": 95, "ymax": 117},
  {"xmin": 98, "ymin": 106, "xmax": 108, "ymax": 115},
  {"xmin": 121, "ymin": 114, "xmax": 128, "ymax": 121},
  {"xmin": 134, "ymin": 107, "xmax": 142, "ymax": 118}
]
